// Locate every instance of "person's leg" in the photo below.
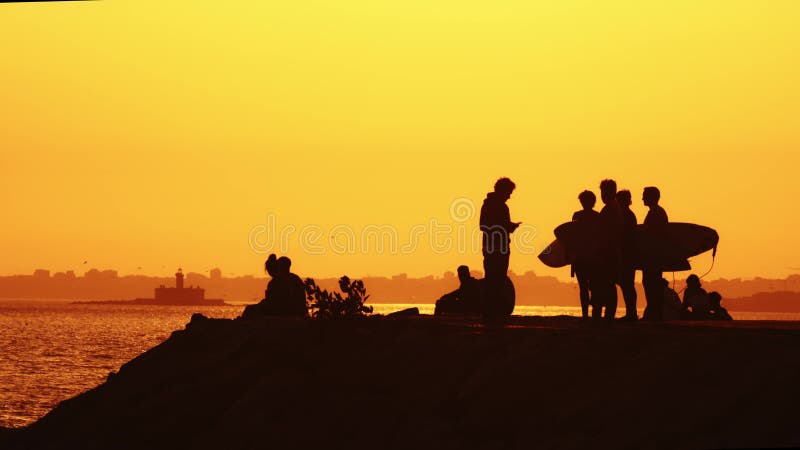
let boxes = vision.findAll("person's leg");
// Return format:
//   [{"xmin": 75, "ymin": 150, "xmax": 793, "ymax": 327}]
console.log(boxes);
[
  {"xmin": 651, "ymin": 271, "xmax": 664, "ymax": 321},
  {"xmin": 483, "ymin": 252, "xmax": 502, "ymax": 280},
  {"xmin": 589, "ymin": 266, "xmax": 607, "ymax": 320},
  {"xmin": 498, "ymin": 250, "xmax": 510, "ymax": 277},
  {"xmin": 483, "ymin": 249, "xmax": 512, "ymax": 317},
  {"xmin": 577, "ymin": 270, "xmax": 590, "ymax": 318},
  {"xmin": 482, "ymin": 252, "xmax": 502, "ymax": 319},
  {"xmin": 642, "ymin": 271, "xmax": 664, "ymax": 321},
  {"xmin": 642, "ymin": 271, "xmax": 653, "ymax": 319},
  {"xmin": 620, "ymin": 267, "xmax": 637, "ymax": 319},
  {"xmin": 604, "ymin": 275, "xmax": 618, "ymax": 321}
]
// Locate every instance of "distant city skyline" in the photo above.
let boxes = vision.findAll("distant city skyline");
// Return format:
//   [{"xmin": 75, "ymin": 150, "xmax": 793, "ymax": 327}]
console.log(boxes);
[{"xmin": 5, "ymin": 267, "xmax": 800, "ymax": 310}]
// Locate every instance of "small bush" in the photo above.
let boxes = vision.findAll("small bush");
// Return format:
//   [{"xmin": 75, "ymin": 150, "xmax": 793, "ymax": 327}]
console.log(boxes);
[{"xmin": 304, "ymin": 276, "xmax": 373, "ymax": 318}]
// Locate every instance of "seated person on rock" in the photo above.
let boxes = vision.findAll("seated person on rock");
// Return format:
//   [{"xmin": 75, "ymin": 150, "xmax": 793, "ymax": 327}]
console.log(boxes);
[
  {"xmin": 661, "ymin": 278, "xmax": 684, "ymax": 321},
  {"xmin": 242, "ymin": 254, "xmax": 308, "ymax": 318},
  {"xmin": 682, "ymin": 274, "xmax": 710, "ymax": 320},
  {"xmin": 707, "ymin": 291, "xmax": 733, "ymax": 321},
  {"xmin": 434, "ymin": 265, "xmax": 482, "ymax": 315}
]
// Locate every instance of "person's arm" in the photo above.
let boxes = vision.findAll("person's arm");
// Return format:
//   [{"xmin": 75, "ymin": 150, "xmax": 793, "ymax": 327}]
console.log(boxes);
[{"xmin": 502, "ymin": 204, "xmax": 521, "ymax": 234}]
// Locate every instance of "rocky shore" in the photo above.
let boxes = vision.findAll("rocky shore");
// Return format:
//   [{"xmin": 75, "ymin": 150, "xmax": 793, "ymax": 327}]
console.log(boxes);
[{"xmin": 5, "ymin": 314, "xmax": 800, "ymax": 450}]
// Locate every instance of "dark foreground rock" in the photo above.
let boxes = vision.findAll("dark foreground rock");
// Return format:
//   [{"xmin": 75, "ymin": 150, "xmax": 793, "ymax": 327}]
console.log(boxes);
[
  {"xmin": 0, "ymin": 427, "xmax": 13, "ymax": 447},
  {"xmin": 6, "ymin": 315, "xmax": 800, "ymax": 450}
]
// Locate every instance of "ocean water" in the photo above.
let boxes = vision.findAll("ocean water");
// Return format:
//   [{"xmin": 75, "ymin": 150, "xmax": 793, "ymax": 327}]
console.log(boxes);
[
  {"xmin": 0, "ymin": 299, "xmax": 243, "ymax": 428},
  {"xmin": 1, "ymin": 299, "xmax": 798, "ymax": 428}
]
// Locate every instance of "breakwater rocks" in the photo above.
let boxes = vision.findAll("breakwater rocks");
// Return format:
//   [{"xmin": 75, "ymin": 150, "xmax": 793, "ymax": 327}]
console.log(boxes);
[{"xmin": 7, "ymin": 315, "xmax": 800, "ymax": 449}]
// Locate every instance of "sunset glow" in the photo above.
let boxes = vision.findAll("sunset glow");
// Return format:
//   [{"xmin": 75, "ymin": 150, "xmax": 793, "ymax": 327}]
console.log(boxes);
[{"xmin": 2, "ymin": 1, "xmax": 799, "ymax": 280}]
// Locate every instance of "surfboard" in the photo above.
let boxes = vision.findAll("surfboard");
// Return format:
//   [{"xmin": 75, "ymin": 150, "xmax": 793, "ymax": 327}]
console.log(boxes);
[
  {"xmin": 538, "ymin": 239, "xmax": 570, "ymax": 268},
  {"xmin": 538, "ymin": 221, "xmax": 718, "ymax": 271},
  {"xmin": 635, "ymin": 222, "xmax": 718, "ymax": 270}
]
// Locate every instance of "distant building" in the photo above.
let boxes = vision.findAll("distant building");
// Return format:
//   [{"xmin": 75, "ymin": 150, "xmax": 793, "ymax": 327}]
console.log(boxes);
[
  {"xmin": 135, "ymin": 268, "xmax": 225, "ymax": 306},
  {"xmin": 33, "ymin": 269, "xmax": 50, "ymax": 279},
  {"xmin": 85, "ymin": 269, "xmax": 118, "ymax": 279},
  {"xmin": 154, "ymin": 269, "xmax": 204, "ymax": 303},
  {"xmin": 210, "ymin": 268, "xmax": 222, "ymax": 281}
]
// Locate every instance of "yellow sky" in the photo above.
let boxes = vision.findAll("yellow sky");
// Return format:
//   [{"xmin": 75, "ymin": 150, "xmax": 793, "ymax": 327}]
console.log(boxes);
[{"xmin": 1, "ymin": 1, "xmax": 799, "ymax": 281}]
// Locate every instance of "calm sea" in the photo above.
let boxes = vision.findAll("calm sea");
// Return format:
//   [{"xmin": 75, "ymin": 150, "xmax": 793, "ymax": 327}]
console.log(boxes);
[{"xmin": 1, "ymin": 299, "xmax": 798, "ymax": 428}]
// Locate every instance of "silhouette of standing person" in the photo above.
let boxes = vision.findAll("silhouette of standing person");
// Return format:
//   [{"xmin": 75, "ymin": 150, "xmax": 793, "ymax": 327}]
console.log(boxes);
[
  {"xmin": 480, "ymin": 177, "xmax": 520, "ymax": 318},
  {"xmin": 641, "ymin": 186, "xmax": 668, "ymax": 321},
  {"xmin": 572, "ymin": 190, "xmax": 600, "ymax": 318},
  {"xmin": 615, "ymin": 189, "xmax": 638, "ymax": 321},
  {"xmin": 591, "ymin": 179, "xmax": 622, "ymax": 321}
]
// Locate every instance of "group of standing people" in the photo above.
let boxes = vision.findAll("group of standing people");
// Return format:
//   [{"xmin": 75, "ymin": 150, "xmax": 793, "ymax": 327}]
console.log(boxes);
[{"xmin": 571, "ymin": 179, "xmax": 671, "ymax": 321}]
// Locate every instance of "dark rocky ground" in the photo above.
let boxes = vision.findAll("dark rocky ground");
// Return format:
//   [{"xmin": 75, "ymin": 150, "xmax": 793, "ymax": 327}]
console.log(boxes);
[{"xmin": 4, "ymin": 314, "xmax": 800, "ymax": 450}]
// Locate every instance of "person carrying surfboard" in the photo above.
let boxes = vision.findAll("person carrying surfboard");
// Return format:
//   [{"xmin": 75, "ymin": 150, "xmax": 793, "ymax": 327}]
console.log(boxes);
[
  {"xmin": 590, "ymin": 179, "xmax": 623, "ymax": 321},
  {"xmin": 641, "ymin": 186, "xmax": 669, "ymax": 321},
  {"xmin": 571, "ymin": 190, "xmax": 600, "ymax": 318}
]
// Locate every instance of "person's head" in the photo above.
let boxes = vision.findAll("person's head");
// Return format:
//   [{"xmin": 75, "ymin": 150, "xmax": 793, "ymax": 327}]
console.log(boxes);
[
  {"xmin": 493, "ymin": 177, "xmax": 516, "ymax": 201},
  {"xmin": 599, "ymin": 179, "xmax": 617, "ymax": 204},
  {"xmin": 276, "ymin": 256, "xmax": 292, "ymax": 276},
  {"xmin": 578, "ymin": 190, "xmax": 596, "ymax": 210},
  {"xmin": 686, "ymin": 274, "xmax": 701, "ymax": 289},
  {"xmin": 643, "ymin": 186, "xmax": 661, "ymax": 207},
  {"xmin": 662, "ymin": 278, "xmax": 670, "ymax": 287},
  {"xmin": 709, "ymin": 291, "xmax": 722, "ymax": 307},
  {"xmin": 265, "ymin": 254, "xmax": 278, "ymax": 277},
  {"xmin": 457, "ymin": 265, "xmax": 470, "ymax": 282},
  {"xmin": 616, "ymin": 189, "xmax": 632, "ymax": 207}
]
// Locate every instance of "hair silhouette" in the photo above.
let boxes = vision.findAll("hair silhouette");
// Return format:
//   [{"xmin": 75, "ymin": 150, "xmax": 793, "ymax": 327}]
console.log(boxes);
[
  {"xmin": 578, "ymin": 190, "xmax": 596, "ymax": 209},
  {"xmin": 616, "ymin": 189, "xmax": 632, "ymax": 206}
]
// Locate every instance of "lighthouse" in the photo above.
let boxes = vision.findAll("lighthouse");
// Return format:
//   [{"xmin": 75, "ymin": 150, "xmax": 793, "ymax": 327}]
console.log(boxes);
[
  {"xmin": 136, "ymin": 267, "xmax": 225, "ymax": 305},
  {"xmin": 175, "ymin": 268, "xmax": 184, "ymax": 290}
]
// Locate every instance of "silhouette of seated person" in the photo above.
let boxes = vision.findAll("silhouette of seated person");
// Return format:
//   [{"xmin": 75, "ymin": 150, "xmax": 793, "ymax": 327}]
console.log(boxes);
[
  {"xmin": 434, "ymin": 266, "xmax": 482, "ymax": 315},
  {"xmin": 661, "ymin": 278, "xmax": 683, "ymax": 321},
  {"xmin": 242, "ymin": 254, "xmax": 307, "ymax": 318},
  {"xmin": 682, "ymin": 274, "xmax": 710, "ymax": 320},
  {"xmin": 707, "ymin": 292, "xmax": 733, "ymax": 321}
]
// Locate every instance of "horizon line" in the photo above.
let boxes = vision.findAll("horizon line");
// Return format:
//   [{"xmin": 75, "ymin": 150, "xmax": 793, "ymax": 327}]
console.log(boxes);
[{"xmin": 6, "ymin": 268, "xmax": 800, "ymax": 283}]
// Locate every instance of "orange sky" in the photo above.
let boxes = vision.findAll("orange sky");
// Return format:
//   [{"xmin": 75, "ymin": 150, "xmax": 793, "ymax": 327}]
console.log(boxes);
[{"xmin": 1, "ymin": 1, "xmax": 799, "ymax": 281}]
